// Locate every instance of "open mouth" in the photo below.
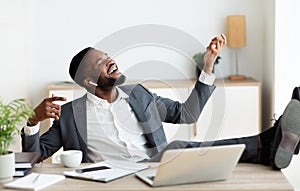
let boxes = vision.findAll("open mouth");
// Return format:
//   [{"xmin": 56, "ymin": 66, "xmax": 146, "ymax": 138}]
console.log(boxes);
[
  {"xmin": 107, "ymin": 60, "xmax": 119, "ymax": 76},
  {"xmin": 108, "ymin": 63, "xmax": 118, "ymax": 75}
]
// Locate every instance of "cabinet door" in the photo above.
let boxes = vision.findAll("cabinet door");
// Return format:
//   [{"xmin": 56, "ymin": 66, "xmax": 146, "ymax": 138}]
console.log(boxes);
[
  {"xmin": 148, "ymin": 87, "xmax": 194, "ymax": 142},
  {"xmin": 195, "ymin": 85, "xmax": 260, "ymax": 141}
]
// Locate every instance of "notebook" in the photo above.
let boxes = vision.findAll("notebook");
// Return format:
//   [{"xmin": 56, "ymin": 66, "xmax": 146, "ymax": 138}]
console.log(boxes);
[
  {"xmin": 4, "ymin": 173, "xmax": 65, "ymax": 191},
  {"xmin": 63, "ymin": 160, "xmax": 148, "ymax": 182},
  {"xmin": 135, "ymin": 144, "xmax": 245, "ymax": 187},
  {"xmin": 13, "ymin": 152, "xmax": 41, "ymax": 177},
  {"xmin": 14, "ymin": 168, "xmax": 33, "ymax": 177},
  {"xmin": 15, "ymin": 152, "xmax": 41, "ymax": 168}
]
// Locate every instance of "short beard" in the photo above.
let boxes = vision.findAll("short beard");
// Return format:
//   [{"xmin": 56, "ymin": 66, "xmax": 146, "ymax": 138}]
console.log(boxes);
[{"xmin": 98, "ymin": 74, "xmax": 126, "ymax": 90}]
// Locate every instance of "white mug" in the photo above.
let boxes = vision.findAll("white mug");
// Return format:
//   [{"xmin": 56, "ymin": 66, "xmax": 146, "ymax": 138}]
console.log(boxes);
[{"xmin": 56, "ymin": 150, "xmax": 82, "ymax": 168}]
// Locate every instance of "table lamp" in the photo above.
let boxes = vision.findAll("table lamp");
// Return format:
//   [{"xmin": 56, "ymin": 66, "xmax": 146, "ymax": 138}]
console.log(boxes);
[{"xmin": 227, "ymin": 15, "xmax": 247, "ymax": 80}]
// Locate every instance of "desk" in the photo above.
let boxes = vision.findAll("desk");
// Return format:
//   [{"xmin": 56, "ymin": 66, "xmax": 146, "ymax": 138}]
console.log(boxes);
[{"xmin": 1, "ymin": 163, "xmax": 293, "ymax": 191}]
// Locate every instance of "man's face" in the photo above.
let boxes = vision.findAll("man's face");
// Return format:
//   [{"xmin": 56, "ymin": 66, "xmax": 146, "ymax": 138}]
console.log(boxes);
[{"xmin": 84, "ymin": 49, "xmax": 126, "ymax": 89}]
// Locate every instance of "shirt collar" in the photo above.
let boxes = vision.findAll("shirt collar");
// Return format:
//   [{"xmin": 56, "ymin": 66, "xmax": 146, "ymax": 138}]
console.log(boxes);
[
  {"xmin": 116, "ymin": 87, "xmax": 129, "ymax": 99},
  {"xmin": 86, "ymin": 87, "xmax": 129, "ymax": 106}
]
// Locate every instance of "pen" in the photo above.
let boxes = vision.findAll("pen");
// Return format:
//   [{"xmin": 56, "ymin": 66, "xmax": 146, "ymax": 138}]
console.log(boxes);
[
  {"xmin": 75, "ymin": 166, "xmax": 111, "ymax": 173},
  {"xmin": 32, "ymin": 174, "xmax": 40, "ymax": 183}
]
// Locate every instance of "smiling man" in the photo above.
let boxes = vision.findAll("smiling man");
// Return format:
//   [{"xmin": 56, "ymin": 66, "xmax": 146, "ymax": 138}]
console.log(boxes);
[{"xmin": 22, "ymin": 34, "xmax": 300, "ymax": 170}]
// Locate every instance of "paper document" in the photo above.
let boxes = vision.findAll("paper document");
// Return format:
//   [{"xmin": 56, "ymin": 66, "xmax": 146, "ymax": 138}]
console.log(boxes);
[
  {"xmin": 4, "ymin": 173, "xmax": 65, "ymax": 191},
  {"xmin": 63, "ymin": 161, "xmax": 148, "ymax": 182}
]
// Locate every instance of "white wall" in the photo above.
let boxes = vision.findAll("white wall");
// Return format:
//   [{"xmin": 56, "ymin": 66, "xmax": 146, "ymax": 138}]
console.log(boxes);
[
  {"xmin": 262, "ymin": 0, "xmax": 275, "ymax": 130},
  {"xmin": 27, "ymin": 0, "xmax": 265, "ymax": 108},
  {"xmin": 0, "ymin": 0, "xmax": 29, "ymax": 102},
  {"xmin": 275, "ymin": 0, "xmax": 300, "ymax": 115}
]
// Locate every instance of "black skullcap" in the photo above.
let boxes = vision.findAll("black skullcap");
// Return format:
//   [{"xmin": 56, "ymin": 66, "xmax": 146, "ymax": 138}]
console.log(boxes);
[{"xmin": 69, "ymin": 47, "xmax": 93, "ymax": 80}]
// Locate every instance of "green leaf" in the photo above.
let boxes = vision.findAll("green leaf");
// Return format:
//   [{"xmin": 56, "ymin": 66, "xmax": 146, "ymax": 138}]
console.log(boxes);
[{"xmin": 0, "ymin": 98, "xmax": 33, "ymax": 155}]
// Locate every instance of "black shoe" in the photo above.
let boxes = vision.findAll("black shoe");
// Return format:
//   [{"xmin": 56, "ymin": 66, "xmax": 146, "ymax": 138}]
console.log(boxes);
[
  {"xmin": 292, "ymin": 86, "xmax": 300, "ymax": 101},
  {"xmin": 271, "ymin": 99, "xmax": 300, "ymax": 169},
  {"xmin": 291, "ymin": 86, "xmax": 300, "ymax": 155}
]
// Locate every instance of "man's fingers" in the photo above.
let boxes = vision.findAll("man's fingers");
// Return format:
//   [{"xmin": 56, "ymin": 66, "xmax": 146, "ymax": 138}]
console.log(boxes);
[
  {"xmin": 46, "ymin": 110, "xmax": 60, "ymax": 120},
  {"xmin": 211, "ymin": 37, "xmax": 223, "ymax": 43},
  {"xmin": 44, "ymin": 96, "xmax": 64, "ymax": 115},
  {"xmin": 216, "ymin": 41, "xmax": 220, "ymax": 50},
  {"xmin": 221, "ymin": 33, "xmax": 227, "ymax": 45},
  {"xmin": 47, "ymin": 96, "xmax": 67, "ymax": 102},
  {"xmin": 46, "ymin": 105, "xmax": 60, "ymax": 114},
  {"xmin": 208, "ymin": 41, "xmax": 217, "ymax": 49},
  {"xmin": 211, "ymin": 34, "xmax": 227, "ymax": 48},
  {"xmin": 208, "ymin": 41, "xmax": 218, "ymax": 52},
  {"xmin": 46, "ymin": 111, "xmax": 55, "ymax": 117},
  {"xmin": 46, "ymin": 102, "xmax": 61, "ymax": 110}
]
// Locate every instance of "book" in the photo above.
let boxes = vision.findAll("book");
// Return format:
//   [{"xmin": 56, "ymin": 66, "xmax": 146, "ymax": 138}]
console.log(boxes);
[
  {"xmin": 4, "ymin": 173, "xmax": 65, "ymax": 191},
  {"xmin": 14, "ymin": 168, "xmax": 32, "ymax": 177},
  {"xmin": 15, "ymin": 152, "xmax": 41, "ymax": 168},
  {"xmin": 63, "ymin": 161, "xmax": 148, "ymax": 182}
]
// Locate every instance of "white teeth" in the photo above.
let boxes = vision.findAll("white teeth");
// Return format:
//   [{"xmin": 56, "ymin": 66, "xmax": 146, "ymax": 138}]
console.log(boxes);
[{"xmin": 109, "ymin": 65, "xmax": 117, "ymax": 74}]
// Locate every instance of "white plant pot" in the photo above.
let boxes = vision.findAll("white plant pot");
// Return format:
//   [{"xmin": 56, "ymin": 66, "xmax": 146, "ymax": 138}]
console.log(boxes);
[{"xmin": 0, "ymin": 152, "xmax": 15, "ymax": 182}]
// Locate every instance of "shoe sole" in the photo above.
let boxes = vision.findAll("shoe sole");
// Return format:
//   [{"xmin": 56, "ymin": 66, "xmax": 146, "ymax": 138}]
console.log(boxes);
[{"xmin": 274, "ymin": 99, "xmax": 300, "ymax": 169}]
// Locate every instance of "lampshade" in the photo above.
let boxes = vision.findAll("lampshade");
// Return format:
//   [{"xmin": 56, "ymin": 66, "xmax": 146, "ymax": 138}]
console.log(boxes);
[{"xmin": 227, "ymin": 15, "xmax": 246, "ymax": 48}]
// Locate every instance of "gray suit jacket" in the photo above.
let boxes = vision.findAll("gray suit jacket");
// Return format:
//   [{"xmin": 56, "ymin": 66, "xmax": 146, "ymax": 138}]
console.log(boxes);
[{"xmin": 22, "ymin": 81, "xmax": 215, "ymax": 162}]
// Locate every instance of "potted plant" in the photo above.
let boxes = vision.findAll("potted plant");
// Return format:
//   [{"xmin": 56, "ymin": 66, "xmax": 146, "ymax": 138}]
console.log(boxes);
[
  {"xmin": 193, "ymin": 52, "xmax": 221, "ymax": 77},
  {"xmin": 0, "ymin": 98, "xmax": 33, "ymax": 182}
]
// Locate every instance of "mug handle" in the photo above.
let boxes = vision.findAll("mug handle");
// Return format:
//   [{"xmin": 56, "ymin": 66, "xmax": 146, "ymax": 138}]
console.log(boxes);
[{"xmin": 55, "ymin": 155, "xmax": 62, "ymax": 163}]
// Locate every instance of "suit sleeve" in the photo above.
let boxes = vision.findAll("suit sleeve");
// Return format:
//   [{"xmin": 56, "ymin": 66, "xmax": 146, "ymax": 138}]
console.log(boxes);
[
  {"xmin": 21, "ymin": 120, "xmax": 63, "ymax": 161},
  {"xmin": 154, "ymin": 80, "xmax": 215, "ymax": 124}
]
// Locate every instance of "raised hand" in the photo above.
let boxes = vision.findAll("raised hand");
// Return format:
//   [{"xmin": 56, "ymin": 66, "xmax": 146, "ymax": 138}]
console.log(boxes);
[
  {"xmin": 28, "ymin": 95, "xmax": 67, "ymax": 126},
  {"xmin": 203, "ymin": 34, "xmax": 227, "ymax": 74}
]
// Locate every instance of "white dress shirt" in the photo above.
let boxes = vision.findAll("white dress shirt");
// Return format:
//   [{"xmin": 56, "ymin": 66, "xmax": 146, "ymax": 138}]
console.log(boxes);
[{"xmin": 86, "ymin": 88, "xmax": 151, "ymax": 162}]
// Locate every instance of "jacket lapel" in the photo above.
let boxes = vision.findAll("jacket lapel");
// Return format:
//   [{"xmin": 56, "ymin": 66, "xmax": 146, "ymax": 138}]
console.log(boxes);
[
  {"xmin": 119, "ymin": 85, "xmax": 149, "ymax": 123},
  {"xmin": 72, "ymin": 95, "xmax": 88, "ymax": 145},
  {"xmin": 119, "ymin": 85, "xmax": 167, "ymax": 155}
]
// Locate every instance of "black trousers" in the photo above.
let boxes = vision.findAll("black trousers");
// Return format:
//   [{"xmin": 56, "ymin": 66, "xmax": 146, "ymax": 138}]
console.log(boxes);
[{"xmin": 149, "ymin": 135, "xmax": 259, "ymax": 163}]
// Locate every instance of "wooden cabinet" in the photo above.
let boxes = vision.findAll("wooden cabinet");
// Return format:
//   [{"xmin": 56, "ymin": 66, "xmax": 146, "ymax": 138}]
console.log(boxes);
[{"xmin": 195, "ymin": 78, "xmax": 261, "ymax": 141}]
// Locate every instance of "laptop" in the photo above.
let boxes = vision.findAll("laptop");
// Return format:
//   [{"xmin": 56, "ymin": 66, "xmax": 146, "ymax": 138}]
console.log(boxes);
[{"xmin": 135, "ymin": 144, "xmax": 245, "ymax": 187}]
